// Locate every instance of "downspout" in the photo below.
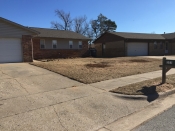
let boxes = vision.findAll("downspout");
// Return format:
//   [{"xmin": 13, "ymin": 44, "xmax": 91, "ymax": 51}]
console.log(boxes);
[
  {"xmin": 171, "ymin": 40, "xmax": 173, "ymax": 55},
  {"xmin": 31, "ymin": 38, "xmax": 34, "ymax": 61},
  {"xmin": 124, "ymin": 40, "xmax": 126, "ymax": 56},
  {"xmin": 148, "ymin": 42, "xmax": 149, "ymax": 56},
  {"xmin": 102, "ymin": 43, "xmax": 103, "ymax": 57},
  {"xmin": 102, "ymin": 43, "xmax": 104, "ymax": 57},
  {"xmin": 125, "ymin": 39, "xmax": 128, "ymax": 56}
]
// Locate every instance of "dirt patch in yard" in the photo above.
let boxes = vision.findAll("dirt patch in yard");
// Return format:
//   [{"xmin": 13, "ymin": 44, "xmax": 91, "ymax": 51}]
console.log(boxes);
[
  {"xmin": 86, "ymin": 62, "xmax": 110, "ymax": 68},
  {"xmin": 31, "ymin": 57, "xmax": 161, "ymax": 84},
  {"xmin": 110, "ymin": 74, "xmax": 175, "ymax": 95},
  {"xmin": 129, "ymin": 59, "xmax": 151, "ymax": 63}
]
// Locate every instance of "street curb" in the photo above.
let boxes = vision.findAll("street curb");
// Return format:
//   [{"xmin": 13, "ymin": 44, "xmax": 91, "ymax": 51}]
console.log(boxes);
[
  {"xmin": 99, "ymin": 93, "xmax": 175, "ymax": 131},
  {"xmin": 111, "ymin": 88, "xmax": 175, "ymax": 100}
]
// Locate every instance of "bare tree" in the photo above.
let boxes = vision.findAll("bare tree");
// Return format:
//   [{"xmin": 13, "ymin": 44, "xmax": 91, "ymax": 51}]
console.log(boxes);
[
  {"xmin": 73, "ymin": 15, "xmax": 89, "ymax": 35},
  {"xmin": 51, "ymin": 10, "xmax": 72, "ymax": 30},
  {"xmin": 51, "ymin": 10, "xmax": 94, "ymax": 42},
  {"xmin": 91, "ymin": 20, "xmax": 99, "ymax": 38}
]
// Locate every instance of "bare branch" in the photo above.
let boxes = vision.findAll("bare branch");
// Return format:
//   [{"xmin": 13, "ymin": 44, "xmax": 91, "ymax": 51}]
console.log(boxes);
[
  {"xmin": 53, "ymin": 10, "xmax": 72, "ymax": 30},
  {"xmin": 74, "ymin": 15, "xmax": 88, "ymax": 35}
]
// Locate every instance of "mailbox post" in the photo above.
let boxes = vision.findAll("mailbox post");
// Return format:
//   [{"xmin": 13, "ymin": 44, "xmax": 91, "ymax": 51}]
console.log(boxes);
[
  {"xmin": 160, "ymin": 57, "xmax": 175, "ymax": 84},
  {"xmin": 162, "ymin": 57, "xmax": 166, "ymax": 83}
]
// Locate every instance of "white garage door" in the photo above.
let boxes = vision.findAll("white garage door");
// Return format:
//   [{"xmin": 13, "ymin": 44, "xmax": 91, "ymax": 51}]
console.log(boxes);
[
  {"xmin": 0, "ymin": 38, "xmax": 22, "ymax": 63},
  {"xmin": 127, "ymin": 42, "xmax": 148, "ymax": 56}
]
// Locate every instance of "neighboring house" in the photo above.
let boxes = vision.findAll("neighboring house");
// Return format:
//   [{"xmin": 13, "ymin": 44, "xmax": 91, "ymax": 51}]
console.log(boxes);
[
  {"xmin": 30, "ymin": 27, "xmax": 90, "ymax": 59},
  {"xmin": 94, "ymin": 32, "xmax": 175, "ymax": 57},
  {"xmin": 0, "ymin": 17, "xmax": 90, "ymax": 63}
]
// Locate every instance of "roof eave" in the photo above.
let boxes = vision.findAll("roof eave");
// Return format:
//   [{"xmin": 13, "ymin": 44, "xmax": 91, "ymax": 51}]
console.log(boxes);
[
  {"xmin": 33, "ymin": 36, "xmax": 91, "ymax": 40},
  {"xmin": 125, "ymin": 38, "xmax": 165, "ymax": 40},
  {"xmin": 0, "ymin": 17, "xmax": 39, "ymax": 35}
]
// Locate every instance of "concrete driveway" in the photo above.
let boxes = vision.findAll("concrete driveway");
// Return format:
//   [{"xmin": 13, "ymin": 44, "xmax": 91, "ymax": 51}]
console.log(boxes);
[{"xmin": 0, "ymin": 63, "xmax": 150, "ymax": 131}]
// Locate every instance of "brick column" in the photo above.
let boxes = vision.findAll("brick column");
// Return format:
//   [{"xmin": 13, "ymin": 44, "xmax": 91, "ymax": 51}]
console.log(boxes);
[
  {"xmin": 22, "ymin": 35, "xmax": 33, "ymax": 62},
  {"xmin": 81, "ymin": 40, "xmax": 89, "ymax": 57}
]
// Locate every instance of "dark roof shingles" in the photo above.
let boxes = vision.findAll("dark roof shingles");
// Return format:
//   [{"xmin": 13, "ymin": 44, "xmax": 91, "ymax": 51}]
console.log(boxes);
[
  {"xmin": 109, "ymin": 32, "xmax": 165, "ymax": 40},
  {"xmin": 30, "ymin": 27, "xmax": 90, "ymax": 40},
  {"xmin": 162, "ymin": 33, "xmax": 175, "ymax": 39}
]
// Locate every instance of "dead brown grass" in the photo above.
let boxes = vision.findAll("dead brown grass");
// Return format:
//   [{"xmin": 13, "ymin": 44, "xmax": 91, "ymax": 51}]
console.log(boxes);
[
  {"xmin": 31, "ymin": 57, "xmax": 161, "ymax": 84},
  {"xmin": 110, "ymin": 74, "xmax": 175, "ymax": 95}
]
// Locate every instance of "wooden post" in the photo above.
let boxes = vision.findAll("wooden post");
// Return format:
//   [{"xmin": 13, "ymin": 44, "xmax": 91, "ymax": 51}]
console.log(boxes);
[{"xmin": 162, "ymin": 57, "xmax": 166, "ymax": 84}]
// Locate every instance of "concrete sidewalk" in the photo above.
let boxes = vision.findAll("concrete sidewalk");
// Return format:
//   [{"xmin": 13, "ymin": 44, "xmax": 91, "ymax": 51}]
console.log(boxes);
[{"xmin": 90, "ymin": 69, "xmax": 175, "ymax": 91}]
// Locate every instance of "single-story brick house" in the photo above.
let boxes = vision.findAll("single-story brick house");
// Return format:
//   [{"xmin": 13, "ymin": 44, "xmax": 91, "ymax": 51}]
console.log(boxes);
[
  {"xmin": 94, "ymin": 32, "xmax": 175, "ymax": 57},
  {"xmin": 30, "ymin": 27, "xmax": 89, "ymax": 60},
  {"xmin": 0, "ymin": 17, "xmax": 90, "ymax": 63}
]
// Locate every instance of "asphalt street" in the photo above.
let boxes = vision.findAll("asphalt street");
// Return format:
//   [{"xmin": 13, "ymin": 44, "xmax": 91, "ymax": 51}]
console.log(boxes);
[{"xmin": 133, "ymin": 105, "xmax": 175, "ymax": 131}]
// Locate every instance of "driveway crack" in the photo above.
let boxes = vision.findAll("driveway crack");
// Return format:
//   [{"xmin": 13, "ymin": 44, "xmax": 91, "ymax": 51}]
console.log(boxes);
[
  {"xmin": 14, "ymin": 79, "xmax": 29, "ymax": 94},
  {"xmin": 0, "ymin": 69, "xmax": 11, "ymax": 77},
  {"xmin": 53, "ymin": 106, "xmax": 68, "ymax": 131}
]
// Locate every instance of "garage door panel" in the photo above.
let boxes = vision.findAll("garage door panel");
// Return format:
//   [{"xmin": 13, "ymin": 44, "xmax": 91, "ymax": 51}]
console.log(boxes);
[
  {"xmin": 0, "ymin": 38, "xmax": 22, "ymax": 63},
  {"xmin": 0, "ymin": 49, "xmax": 22, "ymax": 55},
  {"xmin": 0, "ymin": 56, "xmax": 22, "ymax": 63},
  {"xmin": 127, "ymin": 42, "xmax": 148, "ymax": 56}
]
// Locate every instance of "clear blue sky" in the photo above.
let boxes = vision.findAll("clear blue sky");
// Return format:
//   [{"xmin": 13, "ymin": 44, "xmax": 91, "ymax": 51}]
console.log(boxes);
[{"xmin": 0, "ymin": 0, "xmax": 175, "ymax": 34}]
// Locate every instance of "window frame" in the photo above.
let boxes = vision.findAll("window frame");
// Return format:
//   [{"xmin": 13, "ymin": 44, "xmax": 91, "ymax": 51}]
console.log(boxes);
[
  {"xmin": 69, "ymin": 41, "xmax": 73, "ymax": 49},
  {"xmin": 52, "ymin": 40, "xmax": 57, "ymax": 49},
  {"xmin": 78, "ymin": 41, "xmax": 82, "ymax": 49},
  {"xmin": 159, "ymin": 42, "xmax": 163, "ymax": 49},
  {"xmin": 40, "ymin": 39, "xmax": 45, "ymax": 49},
  {"xmin": 154, "ymin": 41, "xmax": 157, "ymax": 49}
]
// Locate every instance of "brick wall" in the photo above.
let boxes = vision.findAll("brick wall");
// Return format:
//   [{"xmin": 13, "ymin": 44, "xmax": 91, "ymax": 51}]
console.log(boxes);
[
  {"xmin": 172, "ymin": 41, "xmax": 175, "ymax": 55},
  {"xmin": 95, "ymin": 40, "xmax": 125, "ymax": 57},
  {"xmin": 95, "ymin": 43, "xmax": 102, "ymax": 57},
  {"xmin": 104, "ymin": 40, "xmax": 125, "ymax": 57},
  {"xmin": 32, "ymin": 38, "xmax": 89, "ymax": 59},
  {"xmin": 95, "ymin": 32, "xmax": 123, "ymax": 43},
  {"xmin": 22, "ymin": 35, "xmax": 33, "ymax": 62},
  {"xmin": 149, "ymin": 41, "xmax": 172, "ymax": 56}
]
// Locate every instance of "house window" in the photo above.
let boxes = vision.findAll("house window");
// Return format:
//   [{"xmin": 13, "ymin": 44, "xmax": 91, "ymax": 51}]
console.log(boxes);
[
  {"xmin": 52, "ymin": 40, "xmax": 57, "ymax": 49},
  {"xmin": 154, "ymin": 41, "xmax": 157, "ymax": 49},
  {"xmin": 69, "ymin": 41, "xmax": 73, "ymax": 49},
  {"xmin": 40, "ymin": 39, "xmax": 45, "ymax": 49},
  {"xmin": 159, "ymin": 42, "xmax": 163, "ymax": 49},
  {"xmin": 79, "ymin": 41, "xmax": 82, "ymax": 49}
]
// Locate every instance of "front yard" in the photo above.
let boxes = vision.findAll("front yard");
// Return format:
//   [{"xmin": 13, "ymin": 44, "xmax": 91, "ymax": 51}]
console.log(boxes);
[
  {"xmin": 110, "ymin": 74, "xmax": 175, "ymax": 95},
  {"xmin": 31, "ymin": 57, "xmax": 162, "ymax": 84}
]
